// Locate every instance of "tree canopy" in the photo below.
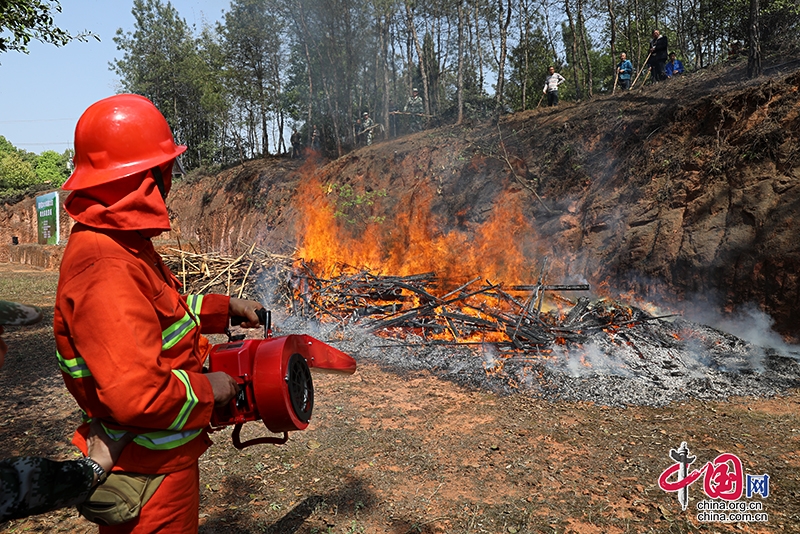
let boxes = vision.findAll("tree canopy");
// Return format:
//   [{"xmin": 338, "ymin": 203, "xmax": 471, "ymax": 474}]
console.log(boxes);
[
  {"xmin": 0, "ymin": 136, "xmax": 71, "ymax": 193},
  {"xmin": 102, "ymin": 0, "xmax": 796, "ymax": 169},
  {"xmin": 5, "ymin": 0, "xmax": 796, "ymax": 177},
  {"xmin": 0, "ymin": 0, "xmax": 96, "ymax": 54}
]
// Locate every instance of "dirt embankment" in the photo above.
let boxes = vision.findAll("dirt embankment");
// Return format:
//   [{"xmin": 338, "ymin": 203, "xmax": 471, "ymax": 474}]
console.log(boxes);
[{"xmin": 160, "ymin": 60, "xmax": 800, "ymax": 340}]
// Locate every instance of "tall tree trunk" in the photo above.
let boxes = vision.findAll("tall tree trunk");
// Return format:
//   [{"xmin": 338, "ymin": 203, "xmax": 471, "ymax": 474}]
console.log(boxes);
[
  {"xmin": 564, "ymin": 0, "xmax": 581, "ymax": 100},
  {"xmin": 541, "ymin": 0, "xmax": 558, "ymax": 60},
  {"xmin": 405, "ymin": 2, "xmax": 431, "ymax": 116},
  {"xmin": 577, "ymin": 0, "xmax": 592, "ymax": 97},
  {"xmin": 495, "ymin": 0, "xmax": 512, "ymax": 111},
  {"xmin": 296, "ymin": 1, "xmax": 314, "ymax": 145},
  {"xmin": 474, "ymin": 0, "xmax": 484, "ymax": 94},
  {"xmin": 343, "ymin": 0, "xmax": 354, "ymax": 153},
  {"xmin": 457, "ymin": 0, "xmax": 465, "ymax": 124},
  {"xmin": 520, "ymin": 0, "xmax": 529, "ymax": 110},
  {"xmin": 607, "ymin": 0, "xmax": 617, "ymax": 93},
  {"xmin": 278, "ymin": 109, "xmax": 285, "ymax": 155},
  {"xmin": 406, "ymin": 6, "xmax": 414, "ymax": 94},
  {"xmin": 380, "ymin": 12, "xmax": 391, "ymax": 138},
  {"xmin": 259, "ymin": 74, "xmax": 268, "ymax": 156},
  {"xmin": 747, "ymin": 0, "xmax": 761, "ymax": 78},
  {"xmin": 634, "ymin": 0, "xmax": 642, "ymax": 69}
]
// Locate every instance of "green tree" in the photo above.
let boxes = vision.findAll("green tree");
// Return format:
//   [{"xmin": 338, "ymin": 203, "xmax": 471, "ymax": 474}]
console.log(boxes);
[
  {"xmin": 0, "ymin": 135, "xmax": 16, "ymax": 156},
  {"xmin": 279, "ymin": 0, "xmax": 375, "ymax": 155},
  {"xmin": 0, "ymin": 152, "xmax": 38, "ymax": 190},
  {"xmin": 34, "ymin": 150, "xmax": 69, "ymax": 185},
  {"xmin": 507, "ymin": 27, "xmax": 555, "ymax": 110},
  {"xmin": 112, "ymin": 0, "xmax": 212, "ymax": 168},
  {"xmin": 0, "ymin": 0, "xmax": 96, "ymax": 54},
  {"xmin": 219, "ymin": 0, "xmax": 285, "ymax": 157},
  {"xmin": 194, "ymin": 25, "xmax": 232, "ymax": 167}
]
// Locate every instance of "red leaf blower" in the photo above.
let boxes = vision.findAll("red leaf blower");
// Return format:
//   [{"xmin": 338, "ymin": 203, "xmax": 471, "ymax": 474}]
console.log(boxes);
[{"xmin": 207, "ymin": 308, "xmax": 356, "ymax": 449}]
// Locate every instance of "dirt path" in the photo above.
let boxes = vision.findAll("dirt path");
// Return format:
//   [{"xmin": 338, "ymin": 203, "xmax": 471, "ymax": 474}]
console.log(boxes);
[{"xmin": 1, "ymin": 264, "xmax": 797, "ymax": 533}]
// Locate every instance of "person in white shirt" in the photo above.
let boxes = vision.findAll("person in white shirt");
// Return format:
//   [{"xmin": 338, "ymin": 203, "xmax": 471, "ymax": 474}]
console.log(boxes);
[{"xmin": 543, "ymin": 66, "xmax": 567, "ymax": 106}]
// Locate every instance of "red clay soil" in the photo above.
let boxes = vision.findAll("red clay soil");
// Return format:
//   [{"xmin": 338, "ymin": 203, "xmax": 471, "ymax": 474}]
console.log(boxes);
[{"xmin": 0, "ymin": 264, "xmax": 797, "ymax": 534}]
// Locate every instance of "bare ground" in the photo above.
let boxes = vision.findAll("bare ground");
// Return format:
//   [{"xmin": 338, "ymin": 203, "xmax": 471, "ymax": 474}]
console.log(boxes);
[{"xmin": 1, "ymin": 263, "xmax": 798, "ymax": 534}]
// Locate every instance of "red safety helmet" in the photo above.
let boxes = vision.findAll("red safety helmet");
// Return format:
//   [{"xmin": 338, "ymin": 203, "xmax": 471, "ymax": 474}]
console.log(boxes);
[{"xmin": 63, "ymin": 94, "xmax": 187, "ymax": 190}]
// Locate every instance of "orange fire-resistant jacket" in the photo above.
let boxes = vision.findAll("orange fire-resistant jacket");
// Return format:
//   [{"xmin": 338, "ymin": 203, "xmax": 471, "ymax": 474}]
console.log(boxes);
[{"xmin": 54, "ymin": 172, "xmax": 230, "ymax": 474}]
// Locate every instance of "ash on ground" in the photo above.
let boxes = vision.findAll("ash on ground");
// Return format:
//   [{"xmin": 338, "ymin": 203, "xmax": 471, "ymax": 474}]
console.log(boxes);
[{"xmin": 275, "ymin": 314, "xmax": 800, "ymax": 407}]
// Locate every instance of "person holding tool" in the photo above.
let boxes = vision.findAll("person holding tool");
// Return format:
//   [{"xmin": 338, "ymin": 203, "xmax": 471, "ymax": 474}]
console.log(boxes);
[
  {"xmin": 648, "ymin": 30, "xmax": 669, "ymax": 82},
  {"xmin": 360, "ymin": 112, "xmax": 375, "ymax": 146},
  {"xmin": 54, "ymin": 94, "xmax": 264, "ymax": 533},
  {"xmin": 617, "ymin": 52, "xmax": 633, "ymax": 91},
  {"xmin": 403, "ymin": 88, "xmax": 425, "ymax": 132}
]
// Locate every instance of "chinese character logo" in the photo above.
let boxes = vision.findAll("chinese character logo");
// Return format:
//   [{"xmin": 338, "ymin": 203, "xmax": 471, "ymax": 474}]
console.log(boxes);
[{"xmin": 657, "ymin": 442, "xmax": 757, "ymax": 510}]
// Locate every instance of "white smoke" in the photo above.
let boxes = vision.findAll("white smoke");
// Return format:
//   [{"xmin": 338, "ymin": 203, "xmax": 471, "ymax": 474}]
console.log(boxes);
[
  {"xmin": 544, "ymin": 342, "xmax": 631, "ymax": 377},
  {"xmin": 683, "ymin": 300, "xmax": 800, "ymax": 368}
]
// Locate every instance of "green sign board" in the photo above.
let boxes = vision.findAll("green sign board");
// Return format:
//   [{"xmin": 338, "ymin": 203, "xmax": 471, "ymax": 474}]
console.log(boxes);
[{"xmin": 36, "ymin": 191, "xmax": 60, "ymax": 245}]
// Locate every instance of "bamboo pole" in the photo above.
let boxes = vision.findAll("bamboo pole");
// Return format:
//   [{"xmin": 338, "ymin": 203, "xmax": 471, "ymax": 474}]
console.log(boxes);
[{"xmin": 630, "ymin": 52, "xmax": 651, "ymax": 89}]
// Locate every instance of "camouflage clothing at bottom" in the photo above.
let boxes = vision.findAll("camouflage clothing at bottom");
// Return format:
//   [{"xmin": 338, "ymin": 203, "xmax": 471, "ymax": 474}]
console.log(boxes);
[
  {"xmin": 0, "ymin": 300, "xmax": 43, "ymax": 326},
  {"xmin": 0, "ymin": 456, "xmax": 94, "ymax": 522}
]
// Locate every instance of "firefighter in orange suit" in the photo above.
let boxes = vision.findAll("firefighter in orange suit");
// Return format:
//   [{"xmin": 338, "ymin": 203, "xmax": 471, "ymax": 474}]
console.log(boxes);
[{"xmin": 54, "ymin": 94, "xmax": 264, "ymax": 533}]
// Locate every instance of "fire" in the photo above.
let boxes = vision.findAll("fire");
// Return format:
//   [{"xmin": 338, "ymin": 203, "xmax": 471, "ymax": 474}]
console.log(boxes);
[
  {"xmin": 288, "ymin": 172, "xmax": 682, "ymax": 389},
  {"xmin": 296, "ymin": 175, "xmax": 548, "ymax": 286}
]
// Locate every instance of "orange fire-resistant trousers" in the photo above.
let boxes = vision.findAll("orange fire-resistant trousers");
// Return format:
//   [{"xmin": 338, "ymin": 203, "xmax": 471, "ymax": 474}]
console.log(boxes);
[{"xmin": 99, "ymin": 462, "xmax": 199, "ymax": 534}]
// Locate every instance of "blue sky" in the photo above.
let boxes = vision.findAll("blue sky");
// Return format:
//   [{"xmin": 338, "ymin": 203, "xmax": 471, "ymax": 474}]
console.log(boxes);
[{"xmin": 0, "ymin": 0, "xmax": 226, "ymax": 155}]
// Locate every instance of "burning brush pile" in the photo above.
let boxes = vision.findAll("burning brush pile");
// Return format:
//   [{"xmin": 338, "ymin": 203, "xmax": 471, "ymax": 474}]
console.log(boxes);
[{"xmin": 162, "ymin": 247, "xmax": 800, "ymax": 407}]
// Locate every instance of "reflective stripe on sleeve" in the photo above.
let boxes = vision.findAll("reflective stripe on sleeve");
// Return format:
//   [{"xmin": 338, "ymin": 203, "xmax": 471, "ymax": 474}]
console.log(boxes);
[
  {"xmin": 161, "ymin": 312, "xmax": 195, "ymax": 350},
  {"xmin": 186, "ymin": 294, "xmax": 204, "ymax": 318},
  {"xmin": 161, "ymin": 295, "xmax": 203, "ymax": 350},
  {"xmin": 168, "ymin": 370, "xmax": 199, "ymax": 431},
  {"xmin": 56, "ymin": 350, "xmax": 92, "ymax": 379}
]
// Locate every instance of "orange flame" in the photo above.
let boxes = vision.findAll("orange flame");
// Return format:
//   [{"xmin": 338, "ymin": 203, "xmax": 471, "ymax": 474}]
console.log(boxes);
[{"xmin": 296, "ymin": 175, "xmax": 550, "ymax": 287}]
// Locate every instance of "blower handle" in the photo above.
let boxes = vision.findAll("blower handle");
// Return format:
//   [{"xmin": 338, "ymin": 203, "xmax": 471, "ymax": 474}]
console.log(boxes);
[
  {"xmin": 230, "ymin": 308, "xmax": 272, "ymax": 338},
  {"xmin": 232, "ymin": 423, "xmax": 288, "ymax": 449}
]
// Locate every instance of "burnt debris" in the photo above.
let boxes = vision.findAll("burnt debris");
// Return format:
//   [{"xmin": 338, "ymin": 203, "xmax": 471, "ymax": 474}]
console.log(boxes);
[
  {"xmin": 161, "ymin": 248, "xmax": 800, "ymax": 407},
  {"xmin": 289, "ymin": 260, "xmax": 800, "ymax": 407}
]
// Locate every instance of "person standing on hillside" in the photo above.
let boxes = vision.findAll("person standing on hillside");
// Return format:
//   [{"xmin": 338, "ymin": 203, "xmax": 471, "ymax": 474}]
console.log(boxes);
[
  {"xmin": 403, "ymin": 88, "xmax": 424, "ymax": 132},
  {"xmin": 617, "ymin": 53, "xmax": 633, "ymax": 91},
  {"xmin": 404, "ymin": 87, "xmax": 423, "ymax": 114},
  {"xmin": 290, "ymin": 128, "xmax": 302, "ymax": 158},
  {"xmin": 648, "ymin": 30, "xmax": 669, "ymax": 82},
  {"xmin": 542, "ymin": 66, "xmax": 566, "ymax": 106},
  {"xmin": 0, "ymin": 300, "xmax": 132, "ymax": 523},
  {"xmin": 311, "ymin": 124, "xmax": 322, "ymax": 152},
  {"xmin": 54, "ymin": 94, "xmax": 264, "ymax": 533},
  {"xmin": 360, "ymin": 112, "xmax": 375, "ymax": 146},
  {"xmin": 665, "ymin": 52, "xmax": 685, "ymax": 78}
]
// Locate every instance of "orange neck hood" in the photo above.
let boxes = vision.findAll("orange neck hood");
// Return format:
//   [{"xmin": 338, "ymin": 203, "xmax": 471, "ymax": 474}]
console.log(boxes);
[{"xmin": 64, "ymin": 172, "xmax": 171, "ymax": 236}]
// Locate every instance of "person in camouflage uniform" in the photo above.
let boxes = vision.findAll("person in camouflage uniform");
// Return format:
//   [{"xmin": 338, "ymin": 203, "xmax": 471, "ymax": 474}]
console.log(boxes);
[
  {"xmin": 360, "ymin": 112, "xmax": 375, "ymax": 146},
  {"xmin": 0, "ymin": 300, "xmax": 130, "ymax": 522},
  {"xmin": 404, "ymin": 88, "xmax": 423, "ymax": 114},
  {"xmin": 403, "ymin": 88, "xmax": 424, "ymax": 132}
]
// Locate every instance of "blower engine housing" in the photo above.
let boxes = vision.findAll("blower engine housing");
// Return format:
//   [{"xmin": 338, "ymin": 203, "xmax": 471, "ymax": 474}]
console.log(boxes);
[{"xmin": 207, "ymin": 319, "xmax": 356, "ymax": 448}]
